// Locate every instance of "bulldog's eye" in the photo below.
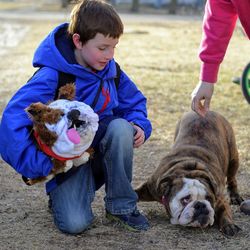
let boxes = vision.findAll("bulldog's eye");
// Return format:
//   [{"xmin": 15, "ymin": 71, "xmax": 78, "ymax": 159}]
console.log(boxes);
[
  {"xmin": 181, "ymin": 195, "xmax": 191, "ymax": 206},
  {"xmin": 205, "ymin": 195, "xmax": 212, "ymax": 203}
]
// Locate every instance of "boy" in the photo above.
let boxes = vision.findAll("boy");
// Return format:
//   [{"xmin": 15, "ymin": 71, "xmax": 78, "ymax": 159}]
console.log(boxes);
[{"xmin": 0, "ymin": 0, "xmax": 152, "ymax": 234}]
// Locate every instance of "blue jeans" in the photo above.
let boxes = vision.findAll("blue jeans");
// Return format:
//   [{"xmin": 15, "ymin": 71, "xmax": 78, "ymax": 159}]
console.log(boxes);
[{"xmin": 49, "ymin": 118, "xmax": 138, "ymax": 234}]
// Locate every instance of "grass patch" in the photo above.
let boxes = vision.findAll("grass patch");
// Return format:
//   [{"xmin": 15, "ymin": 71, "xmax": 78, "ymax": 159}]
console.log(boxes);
[
  {"xmin": 0, "ymin": 18, "xmax": 249, "ymax": 170},
  {"xmin": 0, "ymin": 2, "xmax": 33, "ymax": 10},
  {"xmin": 0, "ymin": 16, "xmax": 250, "ymax": 250}
]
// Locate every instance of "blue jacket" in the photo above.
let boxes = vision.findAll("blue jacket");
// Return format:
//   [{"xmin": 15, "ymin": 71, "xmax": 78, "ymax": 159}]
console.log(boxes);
[{"xmin": 0, "ymin": 23, "xmax": 152, "ymax": 191}]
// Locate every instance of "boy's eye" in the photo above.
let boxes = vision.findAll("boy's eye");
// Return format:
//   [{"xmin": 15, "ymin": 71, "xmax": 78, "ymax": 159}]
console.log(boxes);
[{"xmin": 98, "ymin": 47, "xmax": 106, "ymax": 51}]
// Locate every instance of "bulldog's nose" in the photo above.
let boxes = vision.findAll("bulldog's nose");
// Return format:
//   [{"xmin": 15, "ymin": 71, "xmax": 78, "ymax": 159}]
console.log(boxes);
[
  {"xmin": 193, "ymin": 201, "xmax": 209, "ymax": 226},
  {"xmin": 67, "ymin": 109, "xmax": 80, "ymax": 121},
  {"xmin": 194, "ymin": 201, "xmax": 207, "ymax": 213},
  {"xmin": 193, "ymin": 201, "xmax": 209, "ymax": 219}
]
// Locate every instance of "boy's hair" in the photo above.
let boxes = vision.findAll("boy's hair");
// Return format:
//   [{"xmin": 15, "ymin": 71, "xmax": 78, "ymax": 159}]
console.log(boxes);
[{"xmin": 68, "ymin": 0, "xmax": 124, "ymax": 44}]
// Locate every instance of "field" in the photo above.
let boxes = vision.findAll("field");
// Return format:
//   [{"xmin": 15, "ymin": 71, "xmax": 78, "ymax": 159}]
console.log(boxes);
[{"xmin": 0, "ymin": 10, "xmax": 250, "ymax": 250}]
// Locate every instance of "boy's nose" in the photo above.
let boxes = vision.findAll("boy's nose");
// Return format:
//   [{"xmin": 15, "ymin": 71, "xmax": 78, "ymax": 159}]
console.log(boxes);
[{"xmin": 105, "ymin": 48, "xmax": 114, "ymax": 60}]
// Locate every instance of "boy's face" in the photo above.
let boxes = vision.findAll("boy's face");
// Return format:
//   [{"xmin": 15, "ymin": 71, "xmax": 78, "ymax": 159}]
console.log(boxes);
[{"xmin": 74, "ymin": 33, "xmax": 119, "ymax": 71}]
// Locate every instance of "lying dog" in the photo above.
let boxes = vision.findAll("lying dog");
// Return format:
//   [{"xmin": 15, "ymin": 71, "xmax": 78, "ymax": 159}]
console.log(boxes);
[
  {"xmin": 135, "ymin": 111, "xmax": 243, "ymax": 236},
  {"xmin": 24, "ymin": 83, "xmax": 98, "ymax": 185}
]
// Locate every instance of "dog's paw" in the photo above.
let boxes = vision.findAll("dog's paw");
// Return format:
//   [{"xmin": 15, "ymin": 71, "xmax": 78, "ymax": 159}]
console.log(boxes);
[
  {"xmin": 65, "ymin": 160, "xmax": 74, "ymax": 171},
  {"xmin": 26, "ymin": 179, "xmax": 33, "ymax": 186},
  {"xmin": 220, "ymin": 223, "xmax": 241, "ymax": 237},
  {"xmin": 22, "ymin": 175, "xmax": 38, "ymax": 186},
  {"xmin": 73, "ymin": 152, "xmax": 90, "ymax": 167},
  {"xmin": 24, "ymin": 177, "xmax": 44, "ymax": 186},
  {"xmin": 230, "ymin": 193, "xmax": 244, "ymax": 205}
]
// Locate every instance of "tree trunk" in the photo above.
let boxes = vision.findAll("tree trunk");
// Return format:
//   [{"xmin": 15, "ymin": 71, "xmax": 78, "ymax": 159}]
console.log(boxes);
[
  {"xmin": 169, "ymin": 0, "xmax": 177, "ymax": 14},
  {"xmin": 131, "ymin": 0, "xmax": 139, "ymax": 12},
  {"xmin": 61, "ymin": 0, "xmax": 69, "ymax": 8}
]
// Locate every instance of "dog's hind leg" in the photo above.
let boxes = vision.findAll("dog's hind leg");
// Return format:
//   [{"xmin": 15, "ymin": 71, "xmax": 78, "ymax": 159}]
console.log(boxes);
[
  {"xmin": 226, "ymin": 135, "xmax": 244, "ymax": 205},
  {"xmin": 227, "ymin": 158, "xmax": 244, "ymax": 205}
]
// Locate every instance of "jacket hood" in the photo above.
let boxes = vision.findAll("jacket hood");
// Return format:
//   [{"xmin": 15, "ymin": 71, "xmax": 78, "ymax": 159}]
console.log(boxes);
[{"xmin": 32, "ymin": 23, "xmax": 116, "ymax": 81}]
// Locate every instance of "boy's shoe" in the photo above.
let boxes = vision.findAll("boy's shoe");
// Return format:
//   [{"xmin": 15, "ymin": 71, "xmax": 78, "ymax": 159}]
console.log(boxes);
[{"xmin": 106, "ymin": 209, "xmax": 150, "ymax": 232}]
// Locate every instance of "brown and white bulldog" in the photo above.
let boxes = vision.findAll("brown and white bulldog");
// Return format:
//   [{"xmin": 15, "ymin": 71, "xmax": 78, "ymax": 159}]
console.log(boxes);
[{"xmin": 135, "ymin": 111, "xmax": 243, "ymax": 236}]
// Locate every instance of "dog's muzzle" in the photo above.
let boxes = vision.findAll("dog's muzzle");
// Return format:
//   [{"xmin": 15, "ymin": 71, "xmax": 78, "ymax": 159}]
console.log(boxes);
[
  {"xmin": 67, "ymin": 109, "xmax": 80, "ymax": 121},
  {"xmin": 67, "ymin": 109, "xmax": 87, "ymax": 129},
  {"xmin": 45, "ymin": 99, "xmax": 99, "ymax": 158},
  {"xmin": 193, "ymin": 201, "xmax": 210, "ymax": 226}
]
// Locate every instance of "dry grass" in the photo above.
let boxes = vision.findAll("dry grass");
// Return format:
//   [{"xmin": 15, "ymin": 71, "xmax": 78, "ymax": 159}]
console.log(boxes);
[
  {"xmin": 0, "ymin": 1, "xmax": 34, "ymax": 10},
  {"xmin": 0, "ymin": 15, "xmax": 250, "ymax": 250},
  {"xmin": 118, "ymin": 21, "xmax": 250, "ymax": 162}
]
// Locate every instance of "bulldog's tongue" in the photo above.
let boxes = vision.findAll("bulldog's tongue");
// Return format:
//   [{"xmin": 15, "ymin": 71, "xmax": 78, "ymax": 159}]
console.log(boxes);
[{"xmin": 67, "ymin": 128, "xmax": 81, "ymax": 144}]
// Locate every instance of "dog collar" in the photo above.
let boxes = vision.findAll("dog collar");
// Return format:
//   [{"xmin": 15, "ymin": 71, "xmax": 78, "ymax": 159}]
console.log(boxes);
[{"xmin": 33, "ymin": 130, "xmax": 80, "ymax": 161}]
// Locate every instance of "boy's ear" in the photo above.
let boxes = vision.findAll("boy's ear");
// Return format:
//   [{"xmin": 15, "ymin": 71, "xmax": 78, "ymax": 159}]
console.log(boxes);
[{"xmin": 72, "ymin": 33, "xmax": 82, "ymax": 49}]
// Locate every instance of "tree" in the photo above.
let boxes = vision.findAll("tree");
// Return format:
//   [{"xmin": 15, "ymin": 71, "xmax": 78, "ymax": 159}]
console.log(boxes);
[
  {"xmin": 61, "ymin": 0, "xmax": 71, "ymax": 8},
  {"xmin": 131, "ymin": 0, "xmax": 139, "ymax": 12},
  {"xmin": 169, "ymin": 0, "xmax": 177, "ymax": 14}
]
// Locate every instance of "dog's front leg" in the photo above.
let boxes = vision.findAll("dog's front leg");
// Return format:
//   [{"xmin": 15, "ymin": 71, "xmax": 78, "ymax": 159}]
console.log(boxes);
[{"xmin": 215, "ymin": 197, "xmax": 241, "ymax": 237}]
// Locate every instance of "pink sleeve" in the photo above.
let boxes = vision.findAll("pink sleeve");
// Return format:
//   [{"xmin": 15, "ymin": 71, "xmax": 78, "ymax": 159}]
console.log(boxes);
[{"xmin": 199, "ymin": 0, "xmax": 238, "ymax": 83}]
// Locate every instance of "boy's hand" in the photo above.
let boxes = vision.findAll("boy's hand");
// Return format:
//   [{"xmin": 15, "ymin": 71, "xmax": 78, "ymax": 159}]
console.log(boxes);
[
  {"xmin": 191, "ymin": 81, "xmax": 214, "ymax": 117},
  {"xmin": 133, "ymin": 124, "xmax": 145, "ymax": 148}
]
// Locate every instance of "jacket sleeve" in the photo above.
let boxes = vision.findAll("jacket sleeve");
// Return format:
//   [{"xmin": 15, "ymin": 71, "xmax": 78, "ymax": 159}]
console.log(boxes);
[
  {"xmin": 199, "ymin": 0, "xmax": 238, "ymax": 83},
  {"xmin": 113, "ymin": 70, "xmax": 152, "ymax": 141},
  {"xmin": 0, "ymin": 67, "xmax": 58, "ymax": 179}
]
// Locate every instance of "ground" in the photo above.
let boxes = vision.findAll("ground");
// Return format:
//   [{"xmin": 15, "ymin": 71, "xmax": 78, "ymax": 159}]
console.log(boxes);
[{"xmin": 0, "ymin": 3, "xmax": 250, "ymax": 250}]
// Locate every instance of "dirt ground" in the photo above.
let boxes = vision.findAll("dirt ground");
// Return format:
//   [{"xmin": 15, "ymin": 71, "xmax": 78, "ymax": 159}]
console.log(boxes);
[
  {"xmin": 2, "ymin": 143, "xmax": 250, "ymax": 250},
  {"xmin": 1, "ymin": 5, "xmax": 250, "ymax": 250}
]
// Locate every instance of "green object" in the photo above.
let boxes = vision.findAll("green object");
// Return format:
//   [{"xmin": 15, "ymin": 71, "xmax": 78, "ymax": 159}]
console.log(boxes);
[{"xmin": 241, "ymin": 62, "xmax": 250, "ymax": 104}]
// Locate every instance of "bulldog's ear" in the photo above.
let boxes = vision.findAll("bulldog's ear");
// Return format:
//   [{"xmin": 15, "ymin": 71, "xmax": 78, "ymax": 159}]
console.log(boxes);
[
  {"xmin": 157, "ymin": 174, "xmax": 183, "ymax": 198},
  {"xmin": 25, "ymin": 102, "xmax": 46, "ymax": 122},
  {"xmin": 26, "ymin": 106, "xmax": 37, "ymax": 117},
  {"xmin": 135, "ymin": 181, "xmax": 156, "ymax": 201},
  {"xmin": 58, "ymin": 83, "xmax": 76, "ymax": 100},
  {"xmin": 156, "ymin": 176, "xmax": 173, "ymax": 197},
  {"xmin": 25, "ymin": 103, "xmax": 42, "ymax": 118}
]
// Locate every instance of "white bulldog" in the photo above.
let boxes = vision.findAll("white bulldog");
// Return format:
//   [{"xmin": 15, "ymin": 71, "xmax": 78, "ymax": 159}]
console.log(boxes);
[{"xmin": 25, "ymin": 83, "xmax": 98, "ymax": 185}]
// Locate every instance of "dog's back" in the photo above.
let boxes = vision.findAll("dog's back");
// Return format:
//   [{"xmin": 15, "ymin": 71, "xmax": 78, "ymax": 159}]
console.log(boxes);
[{"xmin": 172, "ymin": 111, "xmax": 238, "ymax": 175}]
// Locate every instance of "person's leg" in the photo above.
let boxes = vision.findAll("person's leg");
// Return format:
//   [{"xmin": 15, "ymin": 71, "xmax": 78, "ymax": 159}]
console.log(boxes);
[
  {"xmin": 99, "ymin": 118, "xmax": 149, "ymax": 231},
  {"xmin": 49, "ymin": 164, "xmax": 95, "ymax": 234}
]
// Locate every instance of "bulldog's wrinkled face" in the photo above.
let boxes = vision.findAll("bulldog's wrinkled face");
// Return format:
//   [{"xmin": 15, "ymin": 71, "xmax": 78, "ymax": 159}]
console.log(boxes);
[
  {"xmin": 26, "ymin": 102, "xmax": 91, "ymax": 141},
  {"xmin": 45, "ymin": 99, "xmax": 99, "ymax": 157},
  {"xmin": 27, "ymin": 99, "xmax": 99, "ymax": 158},
  {"xmin": 169, "ymin": 178, "xmax": 215, "ymax": 228}
]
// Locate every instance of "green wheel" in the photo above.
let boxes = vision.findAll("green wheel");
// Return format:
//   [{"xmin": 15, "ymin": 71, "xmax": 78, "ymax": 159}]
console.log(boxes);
[{"xmin": 241, "ymin": 62, "xmax": 250, "ymax": 104}]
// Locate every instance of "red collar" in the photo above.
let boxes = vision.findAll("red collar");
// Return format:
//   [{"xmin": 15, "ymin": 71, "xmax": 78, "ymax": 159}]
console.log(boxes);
[{"xmin": 34, "ymin": 130, "xmax": 80, "ymax": 161}]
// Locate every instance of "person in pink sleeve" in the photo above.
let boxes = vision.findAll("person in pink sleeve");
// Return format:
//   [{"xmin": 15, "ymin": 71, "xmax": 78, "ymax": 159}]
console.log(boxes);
[{"xmin": 191, "ymin": 0, "xmax": 250, "ymax": 116}]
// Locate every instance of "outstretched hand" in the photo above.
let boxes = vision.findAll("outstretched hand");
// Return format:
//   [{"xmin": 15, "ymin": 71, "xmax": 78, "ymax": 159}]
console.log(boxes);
[{"xmin": 191, "ymin": 81, "xmax": 214, "ymax": 117}]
